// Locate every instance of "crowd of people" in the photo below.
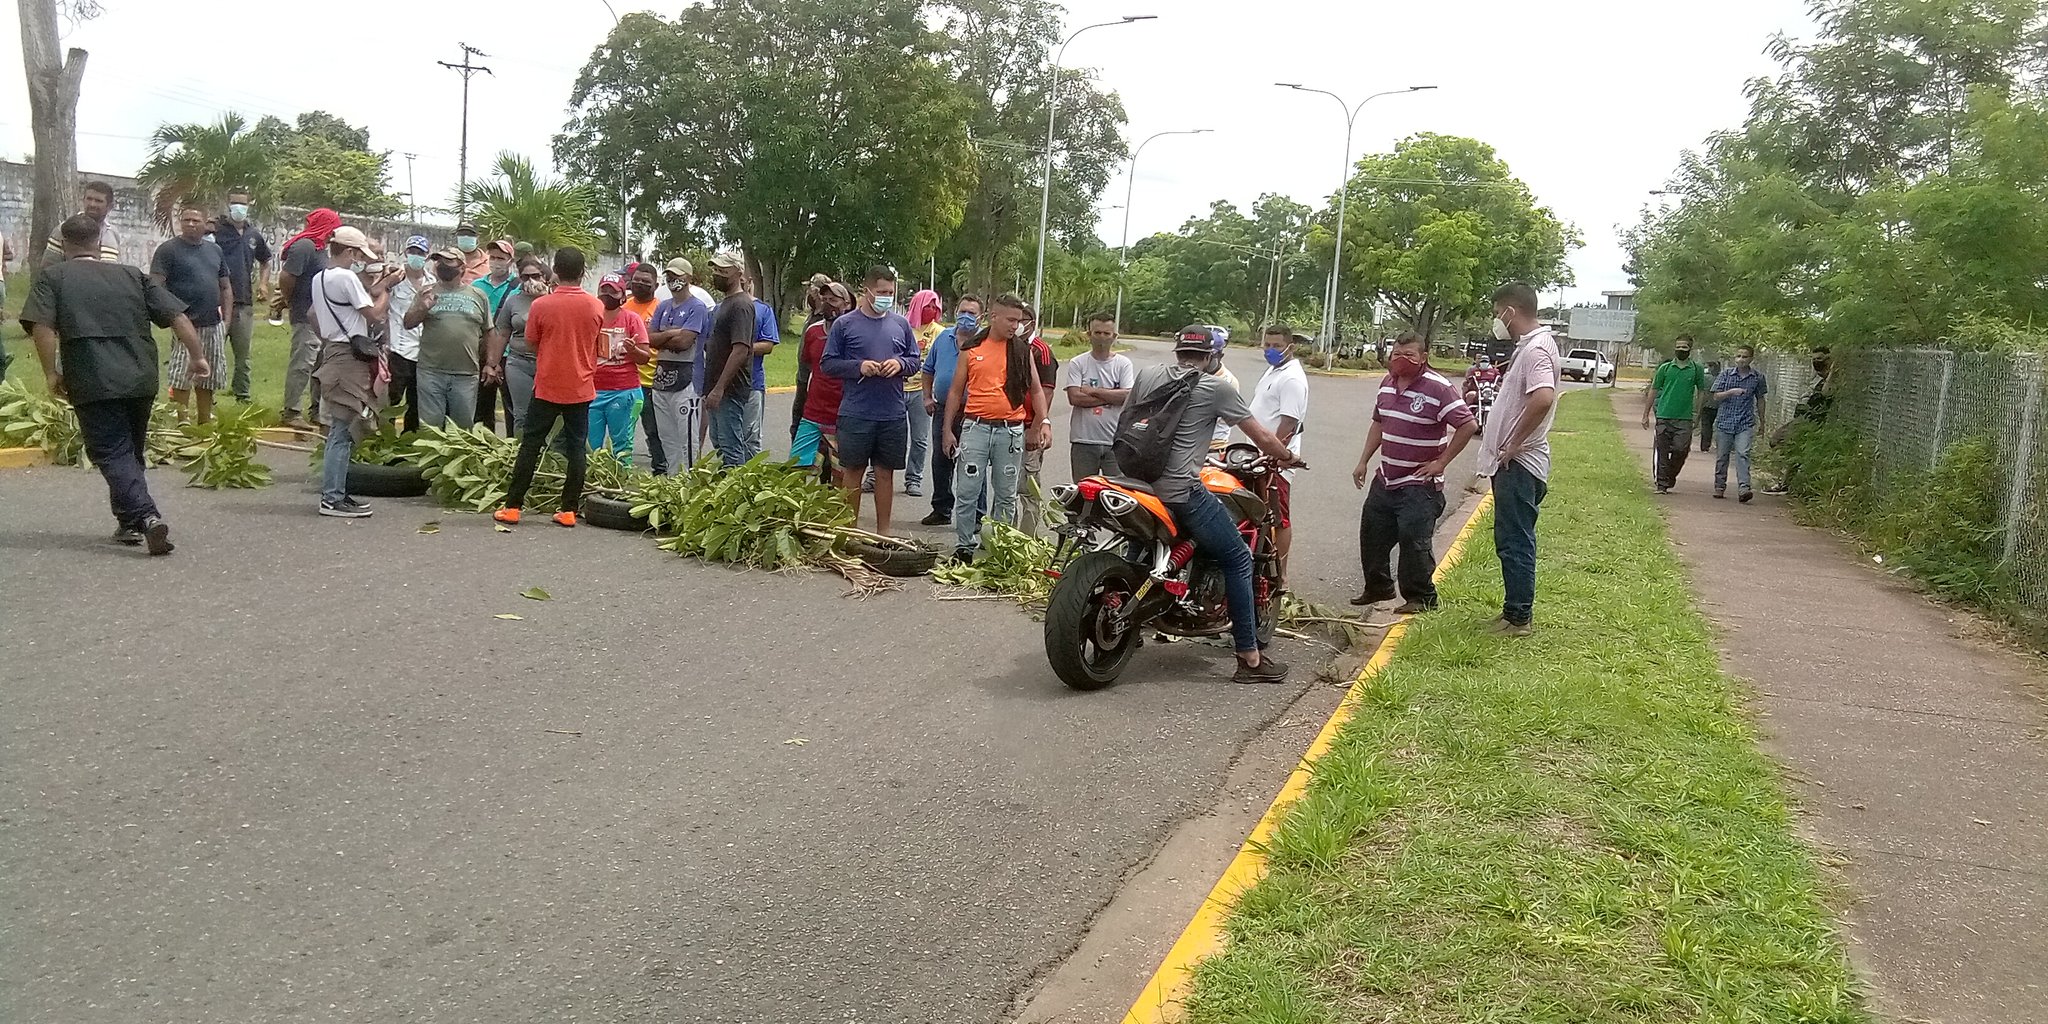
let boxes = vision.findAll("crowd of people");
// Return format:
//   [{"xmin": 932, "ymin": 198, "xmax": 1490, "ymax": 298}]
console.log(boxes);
[{"xmin": 18, "ymin": 184, "xmax": 1572, "ymax": 660}]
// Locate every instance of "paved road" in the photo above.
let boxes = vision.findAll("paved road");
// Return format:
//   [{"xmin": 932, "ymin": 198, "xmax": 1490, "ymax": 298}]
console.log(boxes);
[{"xmin": 0, "ymin": 345, "xmax": 1481, "ymax": 1023}]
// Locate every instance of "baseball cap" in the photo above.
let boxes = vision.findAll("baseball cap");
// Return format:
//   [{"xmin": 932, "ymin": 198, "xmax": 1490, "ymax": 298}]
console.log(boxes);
[
  {"xmin": 514, "ymin": 241, "xmax": 535, "ymax": 257},
  {"xmin": 598, "ymin": 272, "xmax": 626, "ymax": 294},
  {"xmin": 455, "ymin": 221, "xmax": 478, "ymax": 235},
  {"xmin": 708, "ymin": 251, "xmax": 745, "ymax": 271},
  {"xmin": 430, "ymin": 246, "xmax": 463, "ymax": 262},
  {"xmin": 404, "ymin": 234, "xmax": 430, "ymax": 254},
  {"xmin": 665, "ymin": 257, "xmax": 693, "ymax": 278},
  {"xmin": 488, "ymin": 238, "xmax": 514, "ymax": 257},
  {"xmin": 329, "ymin": 226, "xmax": 380, "ymax": 258},
  {"xmin": 1175, "ymin": 324, "xmax": 1221, "ymax": 355}
]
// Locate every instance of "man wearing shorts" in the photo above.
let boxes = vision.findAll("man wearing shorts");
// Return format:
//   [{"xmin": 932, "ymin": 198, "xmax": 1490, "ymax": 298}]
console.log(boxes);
[
  {"xmin": 150, "ymin": 207, "xmax": 232, "ymax": 424},
  {"xmin": 820, "ymin": 264, "xmax": 923, "ymax": 536}
]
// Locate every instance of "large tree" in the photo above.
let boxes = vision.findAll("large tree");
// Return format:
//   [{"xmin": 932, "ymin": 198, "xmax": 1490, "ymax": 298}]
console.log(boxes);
[
  {"xmin": 19, "ymin": 0, "xmax": 92, "ymax": 271},
  {"xmin": 1326, "ymin": 133, "xmax": 1578, "ymax": 341},
  {"xmin": 458, "ymin": 152, "xmax": 604, "ymax": 253},
  {"xmin": 136, "ymin": 113, "xmax": 275, "ymax": 226},
  {"xmin": 250, "ymin": 112, "xmax": 405, "ymax": 217},
  {"xmin": 556, "ymin": 1, "xmax": 979, "ymax": 313}
]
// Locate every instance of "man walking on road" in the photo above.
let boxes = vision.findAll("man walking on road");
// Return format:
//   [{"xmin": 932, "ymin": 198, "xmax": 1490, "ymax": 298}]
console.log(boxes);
[
  {"xmin": 25, "ymin": 214, "xmax": 209, "ymax": 555},
  {"xmin": 1642, "ymin": 335, "xmax": 1709, "ymax": 493},
  {"xmin": 1350, "ymin": 333, "xmax": 1475, "ymax": 614},
  {"xmin": 1710, "ymin": 344, "xmax": 1769, "ymax": 502},
  {"xmin": 1478, "ymin": 282, "xmax": 1560, "ymax": 636},
  {"xmin": 213, "ymin": 187, "xmax": 269, "ymax": 403},
  {"xmin": 150, "ymin": 207, "xmax": 232, "ymax": 424},
  {"xmin": 1064, "ymin": 312, "xmax": 1135, "ymax": 480}
]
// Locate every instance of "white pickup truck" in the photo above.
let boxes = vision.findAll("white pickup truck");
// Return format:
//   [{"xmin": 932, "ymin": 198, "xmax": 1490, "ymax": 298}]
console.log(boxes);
[{"xmin": 1562, "ymin": 348, "xmax": 1615, "ymax": 384}]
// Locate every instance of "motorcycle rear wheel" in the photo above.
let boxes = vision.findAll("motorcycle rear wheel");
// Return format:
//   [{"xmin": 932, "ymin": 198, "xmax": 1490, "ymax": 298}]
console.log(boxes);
[{"xmin": 1045, "ymin": 550, "xmax": 1143, "ymax": 690}]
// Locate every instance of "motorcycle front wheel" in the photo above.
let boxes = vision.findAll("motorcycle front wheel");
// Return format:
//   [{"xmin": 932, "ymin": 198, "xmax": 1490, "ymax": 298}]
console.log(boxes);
[{"xmin": 1045, "ymin": 550, "xmax": 1143, "ymax": 690}]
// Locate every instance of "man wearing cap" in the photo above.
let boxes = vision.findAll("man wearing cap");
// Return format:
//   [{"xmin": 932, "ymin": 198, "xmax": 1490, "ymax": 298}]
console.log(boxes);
[
  {"xmin": 404, "ymin": 246, "xmax": 492, "ymax": 429},
  {"xmin": 312, "ymin": 226, "xmax": 402, "ymax": 518},
  {"xmin": 622, "ymin": 263, "xmax": 666, "ymax": 469},
  {"xmin": 649, "ymin": 258, "xmax": 714, "ymax": 473},
  {"xmin": 793, "ymin": 273, "xmax": 834, "ymax": 439},
  {"xmin": 454, "ymin": 221, "xmax": 489, "ymax": 284},
  {"xmin": 699, "ymin": 251, "xmax": 762, "ymax": 467},
  {"xmin": 1641, "ymin": 334, "xmax": 1709, "ymax": 493},
  {"xmin": 471, "ymin": 238, "xmax": 520, "ymax": 435},
  {"xmin": 385, "ymin": 235, "xmax": 432, "ymax": 433},
  {"xmin": 593, "ymin": 273, "xmax": 654, "ymax": 464}
]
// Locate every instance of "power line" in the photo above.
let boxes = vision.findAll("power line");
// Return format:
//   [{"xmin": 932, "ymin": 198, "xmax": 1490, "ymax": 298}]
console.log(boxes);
[{"xmin": 437, "ymin": 43, "xmax": 493, "ymax": 218}]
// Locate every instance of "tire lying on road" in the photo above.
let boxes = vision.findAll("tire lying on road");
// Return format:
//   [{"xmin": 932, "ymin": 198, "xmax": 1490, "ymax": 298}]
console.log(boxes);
[
  {"xmin": 843, "ymin": 536, "xmax": 940, "ymax": 577},
  {"xmin": 580, "ymin": 494, "xmax": 649, "ymax": 532},
  {"xmin": 345, "ymin": 462, "xmax": 430, "ymax": 498}
]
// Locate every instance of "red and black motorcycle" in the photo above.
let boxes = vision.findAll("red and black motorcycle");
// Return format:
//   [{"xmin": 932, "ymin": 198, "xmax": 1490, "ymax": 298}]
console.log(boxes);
[{"xmin": 1041, "ymin": 444, "xmax": 1297, "ymax": 690}]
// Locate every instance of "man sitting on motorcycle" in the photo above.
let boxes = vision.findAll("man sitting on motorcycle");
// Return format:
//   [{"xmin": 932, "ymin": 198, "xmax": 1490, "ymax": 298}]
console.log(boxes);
[
  {"xmin": 1463, "ymin": 353, "xmax": 1502, "ymax": 402},
  {"xmin": 1126, "ymin": 328, "xmax": 1303, "ymax": 684}
]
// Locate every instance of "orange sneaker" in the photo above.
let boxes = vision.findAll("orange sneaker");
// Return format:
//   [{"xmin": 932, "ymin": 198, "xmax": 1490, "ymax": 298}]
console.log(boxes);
[
  {"xmin": 493, "ymin": 507, "xmax": 522, "ymax": 524},
  {"xmin": 552, "ymin": 511, "xmax": 577, "ymax": 528}
]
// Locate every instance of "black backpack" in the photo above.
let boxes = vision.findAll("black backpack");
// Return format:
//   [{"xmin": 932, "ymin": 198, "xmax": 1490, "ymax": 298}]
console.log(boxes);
[{"xmin": 1112, "ymin": 367, "xmax": 1202, "ymax": 482}]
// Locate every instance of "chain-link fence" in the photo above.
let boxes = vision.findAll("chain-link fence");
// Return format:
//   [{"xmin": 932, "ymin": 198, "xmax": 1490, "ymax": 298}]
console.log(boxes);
[{"xmin": 1749, "ymin": 347, "xmax": 2048, "ymax": 628}]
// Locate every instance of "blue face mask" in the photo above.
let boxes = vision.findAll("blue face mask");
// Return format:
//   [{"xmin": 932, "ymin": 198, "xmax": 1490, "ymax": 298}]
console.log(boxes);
[
  {"xmin": 872, "ymin": 295, "xmax": 895, "ymax": 313},
  {"xmin": 455, "ymin": 235, "xmax": 478, "ymax": 253},
  {"xmin": 406, "ymin": 254, "xmax": 427, "ymax": 270},
  {"xmin": 955, "ymin": 312, "xmax": 978, "ymax": 337},
  {"xmin": 1264, "ymin": 347, "xmax": 1288, "ymax": 367},
  {"xmin": 228, "ymin": 203, "xmax": 249, "ymax": 222}
]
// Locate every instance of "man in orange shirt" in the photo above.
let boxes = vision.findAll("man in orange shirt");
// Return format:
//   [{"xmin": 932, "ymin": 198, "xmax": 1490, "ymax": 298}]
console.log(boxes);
[
  {"xmin": 621, "ymin": 263, "xmax": 666, "ymax": 473},
  {"xmin": 940, "ymin": 292, "xmax": 1050, "ymax": 562},
  {"xmin": 494, "ymin": 247, "xmax": 602, "ymax": 528}
]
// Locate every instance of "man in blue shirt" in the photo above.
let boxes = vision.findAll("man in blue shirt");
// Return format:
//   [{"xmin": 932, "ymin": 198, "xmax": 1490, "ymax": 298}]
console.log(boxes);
[
  {"xmin": 649, "ymin": 262, "xmax": 712, "ymax": 474},
  {"xmin": 1709, "ymin": 344, "xmax": 1769, "ymax": 502},
  {"xmin": 749, "ymin": 295, "xmax": 780, "ymax": 457},
  {"xmin": 212, "ymin": 187, "xmax": 270, "ymax": 402},
  {"xmin": 822, "ymin": 264, "xmax": 921, "ymax": 536},
  {"xmin": 918, "ymin": 293, "xmax": 982, "ymax": 526}
]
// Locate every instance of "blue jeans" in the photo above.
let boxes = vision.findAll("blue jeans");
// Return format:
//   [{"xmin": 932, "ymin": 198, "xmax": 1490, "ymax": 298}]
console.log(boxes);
[
  {"xmin": 589, "ymin": 388, "xmax": 642, "ymax": 465},
  {"xmin": 321, "ymin": 414, "xmax": 355, "ymax": 505},
  {"xmin": 904, "ymin": 389, "xmax": 931, "ymax": 489},
  {"xmin": 709, "ymin": 391, "xmax": 757, "ymax": 467},
  {"xmin": 953, "ymin": 420, "xmax": 1024, "ymax": 551},
  {"xmin": 1491, "ymin": 461, "xmax": 1548, "ymax": 626},
  {"xmin": 742, "ymin": 388, "xmax": 764, "ymax": 458},
  {"xmin": 1714, "ymin": 427, "xmax": 1755, "ymax": 493},
  {"xmin": 416, "ymin": 367, "xmax": 477, "ymax": 430},
  {"xmin": 1166, "ymin": 489, "xmax": 1259, "ymax": 653}
]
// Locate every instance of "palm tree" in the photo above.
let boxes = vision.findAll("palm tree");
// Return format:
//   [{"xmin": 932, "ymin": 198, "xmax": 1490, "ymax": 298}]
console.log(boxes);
[
  {"xmin": 136, "ymin": 113, "xmax": 274, "ymax": 227},
  {"xmin": 457, "ymin": 152, "xmax": 604, "ymax": 253}
]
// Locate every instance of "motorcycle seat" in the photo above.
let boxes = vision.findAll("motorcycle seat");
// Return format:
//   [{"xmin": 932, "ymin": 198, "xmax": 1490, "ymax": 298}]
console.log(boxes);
[{"xmin": 1101, "ymin": 476, "xmax": 1159, "ymax": 496}]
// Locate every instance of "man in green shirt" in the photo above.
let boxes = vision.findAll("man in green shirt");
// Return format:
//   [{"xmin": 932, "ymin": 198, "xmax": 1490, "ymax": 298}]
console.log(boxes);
[{"xmin": 1641, "ymin": 335, "xmax": 1709, "ymax": 493}]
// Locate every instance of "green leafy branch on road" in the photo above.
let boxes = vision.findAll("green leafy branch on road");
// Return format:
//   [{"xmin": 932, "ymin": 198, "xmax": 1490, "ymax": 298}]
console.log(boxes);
[
  {"xmin": 1, "ymin": 380, "xmax": 269, "ymax": 488},
  {"xmin": 932, "ymin": 523, "xmax": 1056, "ymax": 604},
  {"xmin": 175, "ymin": 406, "xmax": 273, "ymax": 489}
]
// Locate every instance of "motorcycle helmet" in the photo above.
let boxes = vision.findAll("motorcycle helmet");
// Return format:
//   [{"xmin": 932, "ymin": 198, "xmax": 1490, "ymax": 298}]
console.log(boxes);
[
  {"xmin": 1175, "ymin": 324, "xmax": 1222, "ymax": 355},
  {"xmin": 1479, "ymin": 354, "xmax": 1493, "ymax": 367}
]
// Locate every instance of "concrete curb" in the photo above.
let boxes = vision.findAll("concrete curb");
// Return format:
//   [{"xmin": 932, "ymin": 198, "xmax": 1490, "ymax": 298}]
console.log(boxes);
[
  {"xmin": 0, "ymin": 446, "xmax": 49, "ymax": 469},
  {"xmin": 1120, "ymin": 491, "xmax": 1496, "ymax": 1024}
]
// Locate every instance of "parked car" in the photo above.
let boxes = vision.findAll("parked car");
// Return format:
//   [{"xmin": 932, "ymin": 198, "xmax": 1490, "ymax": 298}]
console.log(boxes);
[{"xmin": 1562, "ymin": 348, "xmax": 1615, "ymax": 384}]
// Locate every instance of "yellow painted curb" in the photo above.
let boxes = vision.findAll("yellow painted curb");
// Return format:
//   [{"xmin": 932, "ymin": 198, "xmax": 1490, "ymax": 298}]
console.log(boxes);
[
  {"xmin": 767, "ymin": 385, "xmax": 797, "ymax": 395},
  {"xmin": 1121, "ymin": 491, "xmax": 1496, "ymax": 1024},
  {"xmin": 0, "ymin": 446, "xmax": 50, "ymax": 469}
]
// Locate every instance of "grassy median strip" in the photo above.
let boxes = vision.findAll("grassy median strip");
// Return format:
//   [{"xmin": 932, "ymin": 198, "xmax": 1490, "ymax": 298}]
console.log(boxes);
[{"xmin": 1185, "ymin": 391, "xmax": 1866, "ymax": 1024}]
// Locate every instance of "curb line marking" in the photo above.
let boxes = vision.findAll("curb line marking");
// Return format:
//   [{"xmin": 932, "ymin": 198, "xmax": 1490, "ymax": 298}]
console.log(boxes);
[{"xmin": 1120, "ymin": 491, "xmax": 1496, "ymax": 1024}]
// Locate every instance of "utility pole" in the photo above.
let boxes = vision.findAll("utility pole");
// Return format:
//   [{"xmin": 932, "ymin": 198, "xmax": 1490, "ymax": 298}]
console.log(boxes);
[
  {"xmin": 402, "ymin": 152, "xmax": 418, "ymax": 222},
  {"xmin": 438, "ymin": 43, "xmax": 492, "ymax": 218}
]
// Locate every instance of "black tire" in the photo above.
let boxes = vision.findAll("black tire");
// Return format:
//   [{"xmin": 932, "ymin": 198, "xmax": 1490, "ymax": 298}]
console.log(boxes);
[
  {"xmin": 1044, "ymin": 550, "xmax": 1143, "ymax": 691},
  {"xmin": 580, "ymin": 493, "xmax": 649, "ymax": 532},
  {"xmin": 1256, "ymin": 589, "xmax": 1279, "ymax": 649},
  {"xmin": 844, "ymin": 536, "xmax": 940, "ymax": 577},
  {"xmin": 346, "ymin": 461, "xmax": 429, "ymax": 498}
]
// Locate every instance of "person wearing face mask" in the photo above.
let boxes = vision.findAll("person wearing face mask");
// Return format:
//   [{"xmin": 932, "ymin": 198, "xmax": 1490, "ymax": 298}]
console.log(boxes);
[
  {"xmin": 1641, "ymin": 335, "xmax": 1710, "ymax": 494},
  {"xmin": 612, "ymin": 264, "xmax": 665, "ymax": 470},
  {"xmin": 1476, "ymin": 282, "xmax": 1561, "ymax": 636},
  {"xmin": 591, "ymin": 274, "xmax": 654, "ymax": 466},
  {"xmin": 699, "ymin": 252, "xmax": 764, "ymax": 466},
  {"xmin": 454, "ymin": 221, "xmax": 489, "ymax": 284},
  {"xmin": 471, "ymin": 239, "xmax": 520, "ymax": 436},
  {"xmin": 1697, "ymin": 360, "xmax": 1724, "ymax": 452},
  {"xmin": 919, "ymin": 294, "xmax": 984, "ymax": 526},
  {"xmin": 1709, "ymin": 344, "xmax": 1769, "ymax": 502},
  {"xmin": 646, "ymin": 259, "xmax": 714, "ymax": 474},
  {"xmin": 794, "ymin": 282, "xmax": 853, "ymax": 472},
  {"xmin": 212, "ymin": 187, "xmax": 271, "ymax": 403},
  {"xmin": 384, "ymin": 236, "xmax": 432, "ymax": 433},
  {"xmin": 1350, "ymin": 333, "xmax": 1477, "ymax": 614},
  {"xmin": 484, "ymin": 256, "xmax": 555, "ymax": 435},
  {"xmin": 1064, "ymin": 312, "xmax": 1136, "ymax": 481},
  {"xmin": 403, "ymin": 247, "xmax": 491, "ymax": 429},
  {"xmin": 1015, "ymin": 304, "xmax": 1060, "ymax": 535},
  {"xmin": 792, "ymin": 273, "xmax": 834, "ymax": 440},
  {"xmin": 821, "ymin": 264, "xmax": 924, "ymax": 535},
  {"xmin": 1249, "ymin": 323, "xmax": 1309, "ymax": 576},
  {"xmin": 150, "ymin": 207, "xmax": 233, "ymax": 425},
  {"xmin": 273, "ymin": 207, "xmax": 342, "ymax": 429},
  {"xmin": 311, "ymin": 226, "xmax": 402, "ymax": 519}
]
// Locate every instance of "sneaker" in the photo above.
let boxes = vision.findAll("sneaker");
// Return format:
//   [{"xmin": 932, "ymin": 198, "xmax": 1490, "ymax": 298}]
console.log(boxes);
[
  {"xmin": 1763, "ymin": 485, "xmax": 1789, "ymax": 495},
  {"xmin": 1349, "ymin": 588, "xmax": 1398, "ymax": 607},
  {"xmin": 552, "ymin": 511, "xmax": 578, "ymax": 528},
  {"xmin": 1713, "ymin": 489, "xmax": 1726, "ymax": 499},
  {"xmin": 1487, "ymin": 617, "xmax": 1533, "ymax": 637},
  {"xmin": 906, "ymin": 481, "xmax": 923, "ymax": 497},
  {"xmin": 1231, "ymin": 657, "xmax": 1290, "ymax": 684},
  {"xmin": 319, "ymin": 499, "xmax": 374, "ymax": 519},
  {"xmin": 1392, "ymin": 600, "xmax": 1435, "ymax": 615},
  {"xmin": 493, "ymin": 507, "xmax": 522, "ymax": 525},
  {"xmin": 1739, "ymin": 490, "xmax": 1754, "ymax": 503},
  {"xmin": 1655, "ymin": 484, "xmax": 1671, "ymax": 494},
  {"xmin": 950, "ymin": 547, "xmax": 976, "ymax": 565},
  {"xmin": 140, "ymin": 515, "xmax": 174, "ymax": 556},
  {"xmin": 279, "ymin": 413, "xmax": 314, "ymax": 432},
  {"xmin": 111, "ymin": 526, "xmax": 144, "ymax": 546},
  {"xmin": 861, "ymin": 476, "xmax": 875, "ymax": 494},
  {"xmin": 920, "ymin": 510, "xmax": 951, "ymax": 527}
]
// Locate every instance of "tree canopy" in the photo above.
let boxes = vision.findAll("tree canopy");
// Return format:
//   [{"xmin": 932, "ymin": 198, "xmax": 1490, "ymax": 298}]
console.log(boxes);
[
  {"xmin": 135, "ymin": 113, "xmax": 274, "ymax": 226},
  {"xmin": 458, "ymin": 152, "xmax": 604, "ymax": 253}
]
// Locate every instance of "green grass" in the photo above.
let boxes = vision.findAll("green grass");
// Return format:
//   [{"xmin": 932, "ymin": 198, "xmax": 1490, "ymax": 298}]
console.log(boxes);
[{"xmin": 1184, "ymin": 391, "xmax": 1867, "ymax": 1024}]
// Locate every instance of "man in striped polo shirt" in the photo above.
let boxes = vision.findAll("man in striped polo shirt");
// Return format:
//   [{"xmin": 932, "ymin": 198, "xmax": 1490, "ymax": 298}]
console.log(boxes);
[{"xmin": 1350, "ymin": 333, "xmax": 1477, "ymax": 613}]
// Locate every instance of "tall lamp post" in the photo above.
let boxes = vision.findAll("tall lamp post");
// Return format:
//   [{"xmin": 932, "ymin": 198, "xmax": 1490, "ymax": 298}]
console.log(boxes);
[
  {"xmin": 1033, "ymin": 15, "xmax": 1155, "ymax": 323},
  {"xmin": 1113, "ymin": 127, "xmax": 1209, "ymax": 331},
  {"xmin": 1277, "ymin": 83, "xmax": 1435, "ymax": 354}
]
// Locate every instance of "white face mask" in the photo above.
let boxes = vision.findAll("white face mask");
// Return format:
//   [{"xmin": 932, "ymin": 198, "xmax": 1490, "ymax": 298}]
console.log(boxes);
[{"xmin": 1491, "ymin": 316, "xmax": 1512, "ymax": 341}]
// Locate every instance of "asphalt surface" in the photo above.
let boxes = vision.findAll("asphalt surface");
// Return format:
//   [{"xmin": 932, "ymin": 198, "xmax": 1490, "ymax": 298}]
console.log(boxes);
[{"xmin": 0, "ymin": 343, "xmax": 1480, "ymax": 1023}]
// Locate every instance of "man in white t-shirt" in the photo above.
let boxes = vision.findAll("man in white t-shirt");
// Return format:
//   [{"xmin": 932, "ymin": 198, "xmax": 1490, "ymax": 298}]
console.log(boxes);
[
  {"xmin": 1063, "ymin": 312, "xmax": 1136, "ymax": 479},
  {"xmin": 1249, "ymin": 322, "xmax": 1309, "ymax": 574},
  {"xmin": 1476, "ymin": 281, "xmax": 1560, "ymax": 635},
  {"xmin": 310, "ymin": 226, "xmax": 400, "ymax": 519}
]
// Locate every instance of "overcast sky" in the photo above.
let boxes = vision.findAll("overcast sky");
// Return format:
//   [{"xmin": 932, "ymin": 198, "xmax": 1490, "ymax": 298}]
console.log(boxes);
[{"xmin": 2, "ymin": 0, "xmax": 1813, "ymax": 304}]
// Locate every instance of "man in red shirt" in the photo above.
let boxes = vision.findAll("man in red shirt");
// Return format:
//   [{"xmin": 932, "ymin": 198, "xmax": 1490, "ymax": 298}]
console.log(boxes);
[
  {"xmin": 793, "ymin": 282, "xmax": 852, "ymax": 477},
  {"xmin": 495, "ymin": 247, "xmax": 602, "ymax": 527},
  {"xmin": 1350, "ymin": 333, "xmax": 1478, "ymax": 613}
]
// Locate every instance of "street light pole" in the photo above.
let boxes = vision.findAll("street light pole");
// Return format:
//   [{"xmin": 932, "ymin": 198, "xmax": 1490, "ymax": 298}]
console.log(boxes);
[
  {"xmin": 1277, "ymin": 83, "xmax": 1435, "ymax": 355},
  {"xmin": 1034, "ymin": 15, "xmax": 1154, "ymax": 323},
  {"xmin": 1113, "ymin": 127, "xmax": 1209, "ymax": 332}
]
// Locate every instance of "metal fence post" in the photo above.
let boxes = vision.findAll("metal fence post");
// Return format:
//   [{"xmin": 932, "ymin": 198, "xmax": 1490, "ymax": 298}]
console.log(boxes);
[
  {"xmin": 1931, "ymin": 350, "xmax": 1954, "ymax": 472},
  {"xmin": 2003, "ymin": 354, "xmax": 2042, "ymax": 565}
]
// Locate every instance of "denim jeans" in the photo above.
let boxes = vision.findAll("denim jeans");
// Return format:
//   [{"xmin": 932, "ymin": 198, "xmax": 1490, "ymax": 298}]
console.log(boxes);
[
  {"xmin": 1165, "ymin": 488, "xmax": 1260, "ymax": 653},
  {"xmin": 321, "ymin": 414, "xmax": 355, "ymax": 506},
  {"xmin": 1715, "ymin": 427, "xmax": 1756, "ymax": 493},
  {"xmin": 953, "ymin": 420, "xmax": 1024, "ymax": 551},
  {"xmin": 742, "ymin": 388, "xmax": 765, "ymax": 459},
  {"xmin": 75, "ymin": 396, "xmax": 160, "ymax": 528},
  {"xmin": 589, "ymin": 388, "xmax": 641, "ymax": 465},
  {"xmin": 903, "ymin": 388, "xmax": 931, "ymax": 489},
  {"xmin": 709, "ymin": 391, "xmax": 756, "ymax": 467},
  {"xmin": 1360, "ymin": 479, "xmax": 1446, "ymax": 606},
  {"xmin": 1491, "ymin": 461, "xmax": 1548, "ymax": 626},
  {"xmin": 416, "ymin": 367, "xmax": 477, "ymax": 430}
]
